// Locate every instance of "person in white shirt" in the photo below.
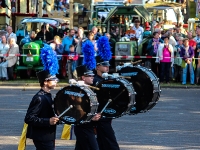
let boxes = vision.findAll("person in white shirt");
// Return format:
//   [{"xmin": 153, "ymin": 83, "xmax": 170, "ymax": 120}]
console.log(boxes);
[
  {"xmin": 0, "ymin": 35, "xmax": 9, "ymax": 81},
  {"xmin": 6, "ymin": 26, "xmax": 17, "ymax": 42},
  {"xmin": 5, "ymin": 37, "xmax": 19, "ymax": 80},
  {"xmin": 132, "ymin": 19, "xmax": 144, "ymax": 44}
]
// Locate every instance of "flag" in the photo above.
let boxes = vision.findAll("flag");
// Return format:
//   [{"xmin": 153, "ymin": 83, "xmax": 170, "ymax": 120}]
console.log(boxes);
[
  {"xmin": 18, "ymin": 123, "xmax": 28, "ymax": 150},
  {"xmin": 61, "ymin": 124, "xmax": 74, "ymax": 140}
]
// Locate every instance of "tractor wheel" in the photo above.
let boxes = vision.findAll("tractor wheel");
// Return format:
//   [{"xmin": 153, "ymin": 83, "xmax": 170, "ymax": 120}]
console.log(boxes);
[{"xmin": 19, "ymin": 70, "xmax": 30, "ymax": 79}]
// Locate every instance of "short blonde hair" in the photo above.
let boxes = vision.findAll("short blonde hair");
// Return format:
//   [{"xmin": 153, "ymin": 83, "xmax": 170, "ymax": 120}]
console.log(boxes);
[
  {"xmin": 8, "ymin": 37, "xmax": 16, "ymax": 44},
  {"xmin": 78, "ymin": 27, "xmax": 84, "ymax": 32},
  {"xmin": 54, "ymin": 35, "xmax": 61, "ymax": 43}
]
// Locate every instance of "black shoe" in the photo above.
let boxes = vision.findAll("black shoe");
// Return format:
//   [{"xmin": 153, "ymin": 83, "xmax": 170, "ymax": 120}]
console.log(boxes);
[{"xmin": 2, "ymin": 77, "xmax": 6, "ymax": 81}]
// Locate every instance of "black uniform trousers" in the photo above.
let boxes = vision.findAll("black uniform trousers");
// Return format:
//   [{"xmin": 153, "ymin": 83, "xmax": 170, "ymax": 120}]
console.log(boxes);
[
  {"xmin": 33, "ymin": 140, "xmax": 55, "ymax": 150},
  {"xmin": 93, "ymin": 75, "xmax": 120, "ymax": 150},
  {"xmin": 96, "ymin": 118, "xmax": 120, "ymax": 150},
  {"xmin": 74, "ymin": 124, "xmax": 99, "ymax": 150}
]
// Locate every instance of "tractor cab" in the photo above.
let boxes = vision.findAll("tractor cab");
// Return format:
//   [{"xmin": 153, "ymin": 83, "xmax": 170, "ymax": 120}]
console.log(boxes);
[{"xmin": 96, "ymin": 5, "xmax": 151, "ymax": 71}]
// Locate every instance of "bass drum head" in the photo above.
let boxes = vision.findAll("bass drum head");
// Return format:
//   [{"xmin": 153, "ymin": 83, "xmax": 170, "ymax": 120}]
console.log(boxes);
[
  {"xmin": 54, "ymin": 86, "xmax": 91, "ymax": 124},
  {"xmin": 118, "ymin": 65, "xmax": 160, "ymax": 114},
  {"xmin": 94, "ymin": 78, "xmax": 131, "ymax": 118}
]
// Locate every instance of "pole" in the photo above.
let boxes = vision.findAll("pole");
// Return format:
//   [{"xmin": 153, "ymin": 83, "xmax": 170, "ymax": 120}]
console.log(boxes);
[
  {"xmin": 69, "ymin": 0, "xmax": 73, "ymax": 29},
  {"xmin": 38, "ymin": 0, "xmax": 43, "ymax": 18}
]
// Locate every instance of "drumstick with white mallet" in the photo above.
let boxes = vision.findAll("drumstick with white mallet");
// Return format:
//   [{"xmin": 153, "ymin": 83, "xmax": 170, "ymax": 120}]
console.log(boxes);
[
  {"xmin": 100, "ymin": 99, "xmax": 112, "ymax": 114},
  {"xmin": 57, "ymin": 105, "xmax": 73, "ymax": 118},
  {"xmin": 68, "ymin": 79, "xmax": 100, "ymax": 90},
  {"xmin": 52, "ymin": 104, "xmax": 73, "ymax": 118},
  {"xmin": 102, "ymin": 73, "xmax": 131, "ymax": 79}
]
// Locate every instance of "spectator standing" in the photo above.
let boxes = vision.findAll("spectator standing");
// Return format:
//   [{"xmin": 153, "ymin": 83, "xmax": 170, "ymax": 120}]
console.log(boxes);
[
  {"xmin": 193, "ymin": 29, "xmax": 200, "ymax": 58},
  {"xmin": 110, "ymin": 27, "xmax": 119, "ymax": 42},
  {"xmin": 147, "ymin": 31, "xmax": 164, "ymax": 77},
  {"xmin": 143, "ymin": 22, "xmax": 151, "ymax": 38},
  {"xmin": 52, "ymin": 36, "xmax": 64, "ymax": 79},
  {"xmin": 5, "ymin": 37, "xmax": 19, "ymax": 80},
  {"xmin": 35, "ymin": 25, "xmax": 53, "ymax": 43},
  {"xmin": 19, "ymin": 31, "xmax": 36, "ymax": 53},
  {"xmin": 62, "ymin": 29, "xmax": 75, "ymax": 55},
  {"xmin": 0, "ymin": 35, "xmax": 9, "ymax": 81},
  {"xmin": 73, "ymin": 27, "xmax": 87, "ymax": 66},
  {"xmin": 154, "ymin": 21, "xmax": 163, "ymax": 31},
  {"xmin": 174, "ymin": 37, "xmax": 183, "ymax": 82},
  {"xmin": 92, "ymin": 26, "xmax": 101, "ymax": 40},
  {"xmin": 168, "ymin": 32, "xmax": 177, "ymax": 48},
  {"xmin": 196, "ymin": 55, "xmax": 200, "ymax": 85},
  {"xmin": 132, "ymin": 19, "xmax": 144, "ymax": 44},
  {"xmin": 67, "ymin": 45, "xmax": 78, "ymax": 79},
  {"xmin": 156, "ymin": 36, "xmax": 174, "ymax": 84},
  {"xmin": 87, "ymin": 31, "xmax": 98, "ymax": 55},
  {"xmin": 154, "ymin": 28, "xmax": 162, "ymax": 38},
  {"xmin": 179, "ymin": 22, "xmax": 187, "ymax": 35},
  {"xmin": 6, "ymin": 26, "xmax": 17, "ymax": 42},
  {"xmin": 188, "ymin": 32, "xmax": 196, "ymax": 50},
  {"xmin": 176, "ymin": 27, "xmax": 186, "ymax": 38},
  {"xmin": 180, "ymin": 38, "xmax": 195, "ymax": 85},
  {"xmin": 58, "ymin": 23, "xmax": 70, "ymax": 38}
]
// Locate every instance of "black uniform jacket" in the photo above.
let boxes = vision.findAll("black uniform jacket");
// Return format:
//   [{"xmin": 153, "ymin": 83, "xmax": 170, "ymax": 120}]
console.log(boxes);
[
  {"xmin": 24, "ymin": 89, "xmax": 56, "ymax": 141},
  {"xmin": 93, "ymin": 74, "xmax": 120, "ymax": 150}
]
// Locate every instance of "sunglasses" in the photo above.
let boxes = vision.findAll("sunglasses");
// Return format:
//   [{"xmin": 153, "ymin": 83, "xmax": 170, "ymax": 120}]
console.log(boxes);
[{"xmin": 84, "ymin": 75, "xmax": 94, "ymax": 77}]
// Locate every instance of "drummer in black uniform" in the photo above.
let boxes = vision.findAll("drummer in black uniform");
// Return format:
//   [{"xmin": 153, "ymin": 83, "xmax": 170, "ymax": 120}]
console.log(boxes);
[
  {"xmin": 72, "ymin": 40, "xmax": 101, "ymax": 150},
  {"xmin": 73, "ymin": 65, "xmax": 101, "ymax": 150},
  {"xmin": 93, "ymin": 36, "xmax": 120, "ymax": 150},
  {"xmin": 24, "ymin": 45, "xmax": 59, "ymax": 150}
]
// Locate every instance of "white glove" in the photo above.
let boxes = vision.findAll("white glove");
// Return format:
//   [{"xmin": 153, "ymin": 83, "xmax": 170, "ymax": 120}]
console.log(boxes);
[{"xmin": 69, "ymin": 79, "xmax": 77, "ymax": 84}]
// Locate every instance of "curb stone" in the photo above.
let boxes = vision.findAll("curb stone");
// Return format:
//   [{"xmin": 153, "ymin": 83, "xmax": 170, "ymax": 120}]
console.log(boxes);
[{"xmin": 0, "ymin": 83, "xmax": 200, "ymax": 89}]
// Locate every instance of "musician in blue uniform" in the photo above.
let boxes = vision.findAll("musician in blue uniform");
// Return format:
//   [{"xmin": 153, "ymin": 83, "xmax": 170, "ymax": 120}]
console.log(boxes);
[
  {"xmin": 73, "ymin": 40, "xmax": 101, "ymax": 150},
  {"xmin": 24, "ymin": 44, "xmax": 59, "ymax": 150},
  {"xmin": 93, "ymin": 36, "xmax": 120, "ymax": 150}
]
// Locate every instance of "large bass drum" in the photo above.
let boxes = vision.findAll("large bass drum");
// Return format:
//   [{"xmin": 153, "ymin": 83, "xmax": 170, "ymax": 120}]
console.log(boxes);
[
  {"xmin": 117, "ymin": 64, "xmax": 161, "ymax": 114},
  {"xmin": 54, "ymin": 85, "xmax": 98, "ymax": 124},
  {"xmin": 94, "ymin": 77, "xmax": 135, "ymax": 118}
]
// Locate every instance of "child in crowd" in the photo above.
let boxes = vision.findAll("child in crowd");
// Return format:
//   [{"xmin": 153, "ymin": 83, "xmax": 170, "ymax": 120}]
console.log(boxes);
[{"xmin": 67, "ymin": 45, "xmax": 78, "ymax": 79}]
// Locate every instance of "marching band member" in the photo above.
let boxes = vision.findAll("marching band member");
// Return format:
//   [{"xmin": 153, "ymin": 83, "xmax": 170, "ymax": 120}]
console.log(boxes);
[
  {"xmin": 24, "ymin": 44, "xmax": 59, "ymax": 150},
  {"xmin": 93, "ymin": 36, "xmax": 120, "ymax": 150},
  {"xmin": 72, "ymin": 40, "xmax": 101, "ymax": 150}
]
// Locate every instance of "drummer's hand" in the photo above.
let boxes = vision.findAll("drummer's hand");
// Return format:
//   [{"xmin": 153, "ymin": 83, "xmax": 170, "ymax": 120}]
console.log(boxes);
[
  {"xmin": 92, "ymin": 113, "xmax": 101, "ymax": 121},
  {"xmin": 50, "ymin": 117, "xmax": 59, "ymax": 125},
  {"xmin": 69, "ymin": 79, "xmax": 77, "ymax": 84}
]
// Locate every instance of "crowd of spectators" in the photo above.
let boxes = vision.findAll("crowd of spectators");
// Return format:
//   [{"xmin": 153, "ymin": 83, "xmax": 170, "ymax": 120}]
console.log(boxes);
[
  {"xmin": 0, "ymin": 26, "xmax": 19, "ymax": 81},
  {"xmin": 1, "ymin": 16, "xmax": 200, "ymax": 86},
  {"xmin": 146, "ymin": 22, "xmax": 200, "ymax": 85}
]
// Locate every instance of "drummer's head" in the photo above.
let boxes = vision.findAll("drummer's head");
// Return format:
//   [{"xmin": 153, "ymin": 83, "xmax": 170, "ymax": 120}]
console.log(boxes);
[
  {"xmin": 76, "ymin": 65, "xmax": 94, "ymax": 85},
  {"xmin": 96, "ymin": 62, "xmax": 110, "ymax": 76},
  {"xmin": 81, "ymin": 74, "xmax": 94, "ymax": 85},
  {"xmin": 37, "ymin": 70, "xmax": 58, "ymax": 91}
]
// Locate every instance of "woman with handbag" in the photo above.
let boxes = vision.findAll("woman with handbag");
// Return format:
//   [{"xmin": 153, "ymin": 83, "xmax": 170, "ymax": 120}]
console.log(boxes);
[{"xmin": 180, "ymin": 38, "xmax": 195, "ymax": 85}]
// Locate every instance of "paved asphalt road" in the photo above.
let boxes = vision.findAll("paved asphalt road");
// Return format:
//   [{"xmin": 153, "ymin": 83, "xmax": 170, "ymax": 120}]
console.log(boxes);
[{"xmin": 0, "ymin": 86, "xmax": 200, "ymax": 150}]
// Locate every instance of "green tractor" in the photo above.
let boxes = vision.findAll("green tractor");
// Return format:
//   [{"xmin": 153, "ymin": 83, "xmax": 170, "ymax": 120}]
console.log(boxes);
[
  {"xmin": 17, "ymin": 41, "xmax": 43, "ymax": 79},
  {"xmin": 15, "ymin": 17, "xmax": 66, "ymax": 79}
]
